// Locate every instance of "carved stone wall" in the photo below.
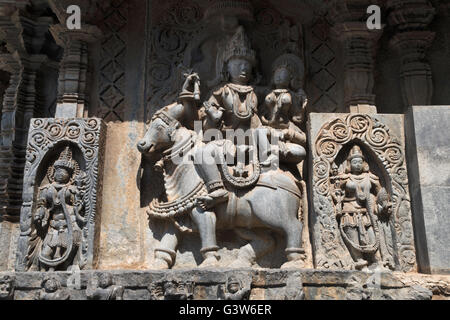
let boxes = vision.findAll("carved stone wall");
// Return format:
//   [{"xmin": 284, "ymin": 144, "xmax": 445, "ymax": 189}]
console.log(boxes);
[
  {"xmin": 16, "ymin": 118, "xmax": 106, "ymax": 271},
  {"xmin": 305, "ymin": 13, "xmax": 342, "ymax": 113},
  {"xmin": 145, "ymin": 0, "xmax": 307, "ymax": 121},
  {"xmin": 95, "ymin": 0, "xmax": 129, "ymax": 122},
  {"xmin": 309, "ymin": 113, "xmax": 417, "ymax": 272}
]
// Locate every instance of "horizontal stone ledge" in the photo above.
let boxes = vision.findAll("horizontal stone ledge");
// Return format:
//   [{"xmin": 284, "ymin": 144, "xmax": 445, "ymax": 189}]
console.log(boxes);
[
  {"xmin": 2, "ymin": 269, "xmax": 447, "ymax": 300},
  {"xmin": 0, "ymin": 269, "xmax": 438, "ymax": 289}
]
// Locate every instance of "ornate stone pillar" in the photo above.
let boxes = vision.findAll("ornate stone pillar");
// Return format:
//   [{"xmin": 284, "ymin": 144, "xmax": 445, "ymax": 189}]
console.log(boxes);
[
  {"xmin": 388, "ymin": 0, "xmax": 436, "ymax": 108},
  {"xmin": 331, "ymin": 22, "xmax": 383, "ymax": 113},
  {"xmin": 328, "ymin": 0, "xmax": 384, "ymax": 113},
  {"xmin": 0, "ymin": 3, "xmax": 55, "ymax": 271},
  {"xmin": 0, "ymin": 8, "xmax": 50, "ymax": 220},
  {"xmin": 49, "ymin": 25, "xmax": 102, "ymax": 118}
]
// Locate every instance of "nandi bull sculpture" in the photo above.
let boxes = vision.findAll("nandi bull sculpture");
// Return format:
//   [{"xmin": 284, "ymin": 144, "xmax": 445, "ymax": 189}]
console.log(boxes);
[
  {"xmin": 138, "ymin": 27, "xmax": 307, "ymax": 269},
  {"xmin": 138, "ymin": 104, "xmax": 306, "ymax": 269}
]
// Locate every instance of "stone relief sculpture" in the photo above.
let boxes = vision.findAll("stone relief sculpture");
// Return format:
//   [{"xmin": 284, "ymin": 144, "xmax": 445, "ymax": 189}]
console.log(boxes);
[
  {"xmin": 86, "ymin": 273, "xmax": 124, "ymax": 300},
  {"xmin": 0, "ymin": 275, "xmax": 14, "ymax": 300},
  {"xmin": 28, "ymin": 147, "xmax": 86, "ymax": 271},
  {"xmin": 138, "ymin": 26, "xmax": 307, "ymax": 270},
  {"xmin": 217, "ymin": 275, "xmax": 251, "ymax": 300},
  {"xmin": 330, "ymin": 145, "xmax": 395, "ymax": 271},
  {"xmin": 16, "ymin": 118, "xmax": 106, "ymax": 272},
  {"xmin": 39, "ymin": 275, "xmax": 70, "ymax": 300},
  {"xmin": 311, "ymin": 114, "xmax": 417, "ymax": 272},
  {"xmin": 261, "ymin": 53, "xmax": 308, "ymax": 167},
  {"xmin": 149, "ymin": 278, "xmax": 194, "ymax": 300}
]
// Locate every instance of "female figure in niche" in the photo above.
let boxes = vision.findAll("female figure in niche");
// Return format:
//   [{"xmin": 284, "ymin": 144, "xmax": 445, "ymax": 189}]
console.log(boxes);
[
  {"xmin": 31, "ymin": 146, "xmax": 85, "ymax": 271},
  {"xmin": 332, "ymin": 145, "xmax": 395, "ymax": 270}
]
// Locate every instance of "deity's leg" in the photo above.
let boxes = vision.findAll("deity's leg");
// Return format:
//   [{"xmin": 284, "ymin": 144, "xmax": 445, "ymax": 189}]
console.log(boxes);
[
  {"xmin": 190, "ymin": 207, "xmax": 220, "ymax": 267},
  {"xmin": 255, "ymin": 128, "xmax": 272, "ymax": 165},
  {"xmin": 366, "ymin": 225, "xmax": 383, "ymax": 268},
  {"xmin": 41, "ymin": 244, "xmax": 53, "ymax": 259},
  {"xmin": 280, "ymin": 143, "xmax": 306, "ymax": 164},
  {"xmin": 194, "ymin": 143, "xmax": 228, "ymax": 210},
  {"xmin": 343, "ymin": 226, "xmax": 368, "ymax": 270},
  {"xmin": 154, "ymin": 228, "xmax": 179, "ymax": 269}
]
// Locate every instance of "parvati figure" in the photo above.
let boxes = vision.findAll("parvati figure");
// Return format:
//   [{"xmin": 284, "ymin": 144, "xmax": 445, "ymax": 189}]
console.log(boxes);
[{"xmin": 261, "ymin": 53, "xmax": 307, "ymax": 165}]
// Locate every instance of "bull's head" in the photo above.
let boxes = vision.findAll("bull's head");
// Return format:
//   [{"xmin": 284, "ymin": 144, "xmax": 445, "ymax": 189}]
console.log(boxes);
[{"xmin": 137, "ymin": 111, "xmax": 180, "ymax": 155}]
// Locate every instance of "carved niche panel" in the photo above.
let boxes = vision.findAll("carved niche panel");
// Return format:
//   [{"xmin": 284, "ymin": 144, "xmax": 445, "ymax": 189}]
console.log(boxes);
[
  {"xmin": 16, "ymin": 118, "xmax": 106, "ymax": 271},
  {"xmin": 309, "ymin": 114, "xmax": 416, "ymax": 272}
]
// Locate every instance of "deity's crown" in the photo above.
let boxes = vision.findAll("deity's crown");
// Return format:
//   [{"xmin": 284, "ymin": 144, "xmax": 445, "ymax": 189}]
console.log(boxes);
[
  {"xmin": 223, "ymin": 26, "xmax": 256, "ymax": 65},
  {"xmin": 348, "ymin": 145, "xmax": 365, "ymax": 161},
  {"xmin": 54, "ymin": 146, "xmax": 75, "ymax": 171}
]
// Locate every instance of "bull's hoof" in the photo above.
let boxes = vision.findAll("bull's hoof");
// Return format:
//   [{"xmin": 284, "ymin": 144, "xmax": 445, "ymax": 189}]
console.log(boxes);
[{"xmin": 281, "ymin": 259, "xmax": 305, "ymax": 270}]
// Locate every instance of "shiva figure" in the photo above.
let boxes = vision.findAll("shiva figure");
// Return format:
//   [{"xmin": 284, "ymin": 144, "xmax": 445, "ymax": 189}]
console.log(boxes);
[{"xmin": 194, "ymin": 26, "xmax": 266, "ymax": 210}]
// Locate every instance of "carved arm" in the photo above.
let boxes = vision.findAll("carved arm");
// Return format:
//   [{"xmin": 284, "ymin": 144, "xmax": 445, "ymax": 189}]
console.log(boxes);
[
  {"xmin": 34, "ymin": 188, "xmax": 49, "ymax": 227},
  {"xmin": 371, "ymin": 176, "xmax": 392, "ymax": 217},
  {"xmin": 203, "ymin": 101, "xmax": 224, "ymax": 126}
]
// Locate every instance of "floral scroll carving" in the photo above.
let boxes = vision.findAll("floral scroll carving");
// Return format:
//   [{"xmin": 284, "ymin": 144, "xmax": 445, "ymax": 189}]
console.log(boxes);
[{"xmin": 311, "ymin": 114, "xmax": 416, "ymax": 272}]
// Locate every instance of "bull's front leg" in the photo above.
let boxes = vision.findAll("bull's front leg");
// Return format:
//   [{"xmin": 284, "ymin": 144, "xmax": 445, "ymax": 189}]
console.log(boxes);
[
  {"xmin": 190, "ymin": 207, "xmax": 220, "ymax": 268},
  {"xmin": 154, "ymin": 222, "xmax": 180, "ymax": 269}
]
